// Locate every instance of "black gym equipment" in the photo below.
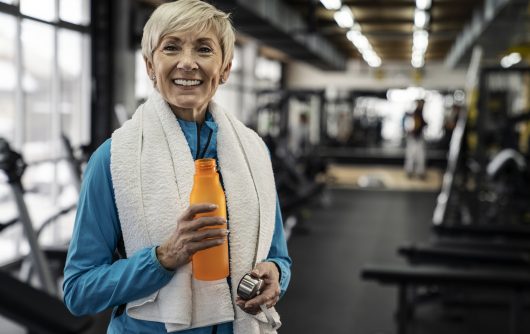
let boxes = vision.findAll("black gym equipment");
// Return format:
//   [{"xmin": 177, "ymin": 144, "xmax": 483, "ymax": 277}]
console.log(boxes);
[
  {"xmin": 0, "ymin": 269, "xmax": 92, "ymax": 334},
  {"xmin": 254, "ymin": 90, "xmax": 328, "ymax": 237},
  {"xmin": 434, "ymin": 68, "xmax": 530, "ymax": 236},
  {"xmin": 0, "ymin": 137, "xmax": 94, "ymax": 333},
  {"xmin": 361, "ymin": 67, "xmax": 530, "ymax": 334},
  {"xmin": 361, "ymin": 265, "xmax": 530, "ymax": 334},
  {"xmin": 0, "ymin": 138, "xmax": 57, "ymax": 295},
  {"xmin": 398, "ymin": 243, "xmax": 530, "ymax": 269}
]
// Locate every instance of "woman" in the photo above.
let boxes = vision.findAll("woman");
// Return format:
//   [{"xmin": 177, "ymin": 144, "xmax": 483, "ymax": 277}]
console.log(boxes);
[{"xmin": 63, "ymin": 1, "xmax": 291, "ymax": 333}]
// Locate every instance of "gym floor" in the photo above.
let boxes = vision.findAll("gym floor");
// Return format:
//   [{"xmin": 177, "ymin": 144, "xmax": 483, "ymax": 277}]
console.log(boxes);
[{"xmin": 277, "ymin": 186, "xmax": 530, "ymax": 334}]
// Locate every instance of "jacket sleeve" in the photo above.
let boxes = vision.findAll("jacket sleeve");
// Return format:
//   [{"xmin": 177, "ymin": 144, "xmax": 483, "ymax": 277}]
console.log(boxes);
[
  {"xmin": 264, "ymin": 197, "xmax": 292, "ymax": 298},
  {"xmin": 62, "ymin": 139, "xmax": 174, "ymax": 316}
]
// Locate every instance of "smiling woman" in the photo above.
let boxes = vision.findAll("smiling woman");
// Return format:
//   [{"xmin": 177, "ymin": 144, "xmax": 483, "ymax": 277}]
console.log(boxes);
[
  {"xmin": 145, "ymin": 29, "xmax": 231, "ymax": 123},
  {"xmin": 62, "ymin": 1, "xmax": 291, "ymax": 334}
]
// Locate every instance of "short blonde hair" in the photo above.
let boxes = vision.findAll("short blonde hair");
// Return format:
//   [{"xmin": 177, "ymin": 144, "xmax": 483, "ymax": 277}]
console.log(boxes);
[{"xmin": 141, "ymin": 0, "xmax": 235, "ymax": 71}]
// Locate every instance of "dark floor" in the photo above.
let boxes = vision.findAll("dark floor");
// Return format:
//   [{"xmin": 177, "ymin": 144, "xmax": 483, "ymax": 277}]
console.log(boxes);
[{"xmin": 276, "ymin": 188, "xmax": 526, "ymax": 334}]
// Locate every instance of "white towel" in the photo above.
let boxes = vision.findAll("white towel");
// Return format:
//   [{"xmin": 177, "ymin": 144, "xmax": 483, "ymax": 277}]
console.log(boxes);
[{"xmin": 110, "ymin": 90, "xmax": 280, "ymax": 333}]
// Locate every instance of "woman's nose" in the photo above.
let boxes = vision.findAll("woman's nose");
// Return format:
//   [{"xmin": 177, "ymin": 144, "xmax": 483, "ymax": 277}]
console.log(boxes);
[{"xmin": 177, "ymin": 50, "xmax": 198, "ymax": 71}]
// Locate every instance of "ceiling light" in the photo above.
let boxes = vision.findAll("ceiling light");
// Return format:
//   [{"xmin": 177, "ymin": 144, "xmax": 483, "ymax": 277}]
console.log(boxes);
[
  {"xmin": 362, "ymin": 49, "xmax": 377, "ymax": 60},
  {"xmin": 362, "ymin": 51, "xmax": 381, "ymax": 68},
  {"xmin": 346, "ymin": 28, "xmax": 382, "ymax": 67},
  {"xmin": 411, "ymin": 57, "xmax": 425, "ymax": 68},
  {"xmin": 415, "ymin": 0, "xmax": 431, "ymax": 10},
  {"xmin": 346, "ymin": 29, "xmax": 361, "ymax": 41},
  {"xmin": 352, "ymin": 35, "xmax": 371, "ymax": 50},
  {"xmin": 334, "ymin": 6, "xmax": 354, "ymax": 28},
  {"xmin": 500, "ymin": 52, "xmax": 522, "ymax": 68},
  {"xmin": 320, "ymin": 0, "xmax": 342, "ymax": 10},
  {"xmin": 412, "ymin": 50, "xmax": 424, "ymax": 62},
  {"xmin": 414, "ymin": 10, "xmax": 429, "ymax": 28},
  {"xmin": 413, "ymin": 29, "xmax": 429, "ymax": 51},
  {"xmin": 368, "ymin": 58, "xmax": 382, "ymax": 68}
]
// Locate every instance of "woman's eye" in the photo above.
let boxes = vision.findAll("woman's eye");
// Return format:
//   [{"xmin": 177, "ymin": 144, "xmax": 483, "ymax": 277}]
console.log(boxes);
[
  {"xmin": 163, "ymin": 44, "xmax": 179, "ymax": 52},
  {"xmin": 198, "ymin": 46, "xmax": 213, "ymax": 53}
]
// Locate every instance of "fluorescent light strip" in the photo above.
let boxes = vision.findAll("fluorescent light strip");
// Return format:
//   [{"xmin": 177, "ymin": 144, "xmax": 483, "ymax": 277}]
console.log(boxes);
[
  {"xmin": 411, "ymin": 57, "xmax": 425, "ymax": 68},
  {"xmin": 411, "ymin": 28, "xmax": 429, "ymax": 68},
  {"xmin": 334, "ymin": 5, "xmax": 354, "ymax": 28},
  {"xmin": 347, "ymin": 28, "xmax": 381, "ymax": 67},
  {"xmin": 320, "ymin": 0, "xmax": 341, "ymax": 10},
  {"xmin": 416, "ymin": 0, "xmax": 432, "ymax": 10},
  {"xmin": 412, "ymin": 1, "xmax": 430, "ymax": 67},
  {"xmin": 413, "ymin": 29, "xmax": 429, "ymax": 51},
  {"xmin": 414, "ymin": 10, "xmax": 429, "ymax": 28}
]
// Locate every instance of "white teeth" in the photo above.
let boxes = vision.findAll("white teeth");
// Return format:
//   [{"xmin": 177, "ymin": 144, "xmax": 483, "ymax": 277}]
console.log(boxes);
[{"xmin": 173, "ymin": 79, "xmax": 201, "ymax": 86}]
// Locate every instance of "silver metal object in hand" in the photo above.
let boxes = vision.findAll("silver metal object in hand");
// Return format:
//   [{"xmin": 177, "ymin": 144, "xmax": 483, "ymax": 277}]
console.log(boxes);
[{"xmin": 237, "ymin": 273, "xmax": 280, "ymax": 330}]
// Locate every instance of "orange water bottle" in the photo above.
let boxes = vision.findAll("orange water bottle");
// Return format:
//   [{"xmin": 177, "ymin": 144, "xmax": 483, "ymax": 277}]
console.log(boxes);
[{"xmin": 190, "ymin": 158, "xmax": 229, "ymax": 280}]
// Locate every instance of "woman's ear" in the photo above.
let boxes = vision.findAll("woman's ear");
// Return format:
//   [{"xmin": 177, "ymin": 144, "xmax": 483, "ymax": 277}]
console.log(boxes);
[
  {"xmin": 145, "ymin": 57, "xmax": 156, "ymax": 85},
  {"xmin": 220, "ymin": 61, "xmax": 232, "ymax": 84}
]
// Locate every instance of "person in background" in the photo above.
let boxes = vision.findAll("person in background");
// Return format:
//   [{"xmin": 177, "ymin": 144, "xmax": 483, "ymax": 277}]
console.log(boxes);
[
  {"xmin": 403, "ymin": 99, "xmax": 428, "ymax": 179},
  {"xmin": 290, "ymin": 112, "xmax": 310, "ymax": 158},
  {"xmin": 336, "ymin": 111, "xmax": 353, "ymax": 146},
  {"xmin": 440, "ymin": 103, "xmax": 460, "ymax": 149},
  {"xmin": 62, "ymin": 1, "xmax": 291, "ymax": 333}
]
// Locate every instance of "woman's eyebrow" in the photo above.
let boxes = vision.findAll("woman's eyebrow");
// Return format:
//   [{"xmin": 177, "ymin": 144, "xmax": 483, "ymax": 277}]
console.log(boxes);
[
  {"xmin": 196, "ymin": 38, "xmax": 216, "ymax": 45},
  {"xmin": 162, "ymin": 36, "xmax": 182, "ymax": 43}
]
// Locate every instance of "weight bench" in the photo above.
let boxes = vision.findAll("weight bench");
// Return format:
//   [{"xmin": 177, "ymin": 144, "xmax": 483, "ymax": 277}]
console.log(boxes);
[
  {"xmin": 398, "ymin": 243, "xmax": 530, "ymax": 268},
  {"xmin": 361, "ymin": 265, "xmax": 530, "ymax": 334},
  {"xmin": 0, "ymin": 270, "xmax": 92, "ymax": 334},
  {"xmin": 433, "ymin": 223, "xmax": 530, "ymax": 240},
  {"xmin": 433, "ymin": 238, "xmax": 530, "ymax": 253}
]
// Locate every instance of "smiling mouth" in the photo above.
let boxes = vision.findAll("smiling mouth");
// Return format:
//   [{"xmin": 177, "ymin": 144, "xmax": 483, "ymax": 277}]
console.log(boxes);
[{"xmin": 173, "ymin": 79, "xmax": 203, "ymax": 87}]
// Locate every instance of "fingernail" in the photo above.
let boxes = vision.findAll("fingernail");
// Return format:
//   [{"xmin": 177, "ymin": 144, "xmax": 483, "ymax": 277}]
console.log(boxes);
[
  {"xmin": 209, "ymin": 204, "xmax": 217, "ymax": 209},
  {"xmin": 225, "ymin": 229, "xmax": 230, "ymax": 235}
]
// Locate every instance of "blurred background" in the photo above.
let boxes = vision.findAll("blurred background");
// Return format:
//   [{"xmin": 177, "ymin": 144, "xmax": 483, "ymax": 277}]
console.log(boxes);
[{"xmin": 0, "ymin": 0, "xmax": 529, "ymax": 333}]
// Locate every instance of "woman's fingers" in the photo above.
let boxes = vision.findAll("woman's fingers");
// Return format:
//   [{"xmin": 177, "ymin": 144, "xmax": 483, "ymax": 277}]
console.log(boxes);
[
  {"xmin": 158, "ymin": 204, "xmax": 228, "ymax": 270},
  {"xmin": 191, "ymin": 216, "xmax": 226, "ymax": 230},
  {"xmin": 185, "ymin": 238, "xmax": 225, "ymax": 254},
  {"xmin": 179, "ymin": 203, "xmax": 217, "ymax": 221},
  {"xmin": 236, "ymin": 262, "xmax": 281, "ymax": 314},
  {"xmin": 188, "ymin": 227, "xmax": 229, "ymax": 242},
  {"xmin": 244, "ymin": 286, "xmax": 280, "ymax": 310}
]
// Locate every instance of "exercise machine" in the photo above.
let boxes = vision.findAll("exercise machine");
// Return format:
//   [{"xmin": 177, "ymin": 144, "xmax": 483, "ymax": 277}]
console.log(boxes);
[{"xmin": 0, "ymin": 137, "xmax": 94, "ymax": 333}]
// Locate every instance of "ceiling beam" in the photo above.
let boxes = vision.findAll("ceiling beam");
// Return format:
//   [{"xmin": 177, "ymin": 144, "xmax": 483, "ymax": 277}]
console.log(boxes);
[{"xmin": 211, "ymin": 0, "xmax": 347, "ymax": 70}]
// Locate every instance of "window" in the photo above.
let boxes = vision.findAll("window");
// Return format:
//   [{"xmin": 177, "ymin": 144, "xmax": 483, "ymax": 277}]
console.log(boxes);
[
  {"xmin": 59, "ymin": 28, "xmax": 90, "ymax": 145},
  {"xmin": 60, "ymin": 0, "xmax": 89, "ymax": 25},
  {"xmin": 0, "ymin": 1, "xmax": 90, "ymax": 265},
  {"xmin": 22, "ymin": 19, "xmax": 54, "ymax": 144},
  {"xmin": 0, "ymin": 12, "xmax": 16, "ymax": 143},
  {"xmin": 20, "ymin": 0, "xmax": 56, "ymax": 22}
]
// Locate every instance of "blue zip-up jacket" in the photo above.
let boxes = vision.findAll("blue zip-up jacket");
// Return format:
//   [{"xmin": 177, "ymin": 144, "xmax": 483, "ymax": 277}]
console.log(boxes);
[{"xmin": 63, "ymin": 112, "xmax": 291, "ymax": 334}]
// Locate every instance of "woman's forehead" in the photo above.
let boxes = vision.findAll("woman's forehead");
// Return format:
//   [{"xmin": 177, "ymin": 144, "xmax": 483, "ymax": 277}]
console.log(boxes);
[{"xmin": 161, "ymin": 28, "xmax": 220, "ymax": 45}]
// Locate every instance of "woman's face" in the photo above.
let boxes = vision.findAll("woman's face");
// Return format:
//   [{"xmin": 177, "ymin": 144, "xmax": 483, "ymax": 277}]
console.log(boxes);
[{"xmin": 146, "ymin": 28, "xmax": 231, "ymax": 121}]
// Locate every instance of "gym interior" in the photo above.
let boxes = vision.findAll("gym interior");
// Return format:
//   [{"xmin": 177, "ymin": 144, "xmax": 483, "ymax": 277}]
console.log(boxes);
[{"xmin": 0, "ymin": 0, "xmax": 529, "ymax": 333}]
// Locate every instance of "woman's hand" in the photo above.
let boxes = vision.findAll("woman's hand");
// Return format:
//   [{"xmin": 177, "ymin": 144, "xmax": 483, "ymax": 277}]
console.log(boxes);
[
  {"xmin": 236, "ymin": 262, "xmax": 281, "ymax": 315},
  {"xmin": 156, "ymin": 203, "xmax": 228, "ymax": 271}
]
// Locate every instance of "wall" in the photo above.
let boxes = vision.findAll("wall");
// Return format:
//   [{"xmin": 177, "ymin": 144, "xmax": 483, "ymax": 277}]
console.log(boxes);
[
  {"xmin": 286, "ymin": 59, "xmax": 468, "ymax": 91},
  {"xmin": 113, "ymin": 0, "xmax": 137, "ymax": 125}
]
